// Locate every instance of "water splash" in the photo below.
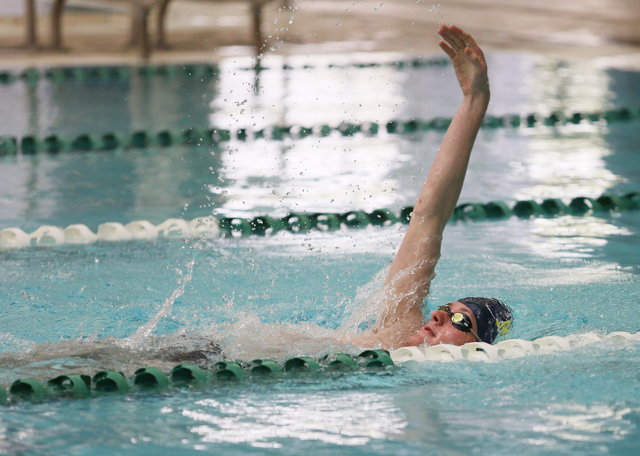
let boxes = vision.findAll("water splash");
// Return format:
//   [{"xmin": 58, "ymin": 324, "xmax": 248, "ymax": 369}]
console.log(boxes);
[
  {"xmin": 125, "ymin": 258, "xmax": 195, "ymax": 348},
  {"xmin": 210, "ymin": 310, "xmax": 354, "ymax": 360},
  {"xmin": 429, "ymin": 4, "xmax": 444, "ymax": 24}
]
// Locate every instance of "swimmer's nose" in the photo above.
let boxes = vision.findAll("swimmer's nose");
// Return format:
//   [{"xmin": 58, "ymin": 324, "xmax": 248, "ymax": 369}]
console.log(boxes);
[{"xmin": 431, "ymin": 309, "xmax": 449, "ymax": 326}]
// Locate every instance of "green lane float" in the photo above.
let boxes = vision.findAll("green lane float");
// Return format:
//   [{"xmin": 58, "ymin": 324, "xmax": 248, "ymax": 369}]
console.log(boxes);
[
  {"xmin": 2, "ymin": 192, "xmax": 640, "ymax": 250},
  {"xmin": 215, "ymin": 361, "xmax": 248, "ymax": 380},
  {"xmin": 0, "ymin": 137, "xmax": 18, "ymax": 156},
  {"xmin": 541, "ymin": 198, "xmax": 570, "ymax": 216},
  {"xmin": 250, "ymin": 216, "xmax": 284, "ymax": 236},
  {"xmin": 3, "ymin": 107, "xmax": 639, "ymax": 155},
  {"xmin": 10, "ymin": 378, "xmax": 47, "ymax": 400},
  {"xmin": 130, "ymin": 131, "xmax": 150, "ymax": 149},
  {"xmin": 624, "ymin": 192, "xmax": 640, "ymax": 209},
  {"xmin": 249, "ymin": 359, "xmax": 282, "ymax": 376},
  {"xmin": 358, "ymin": 350, "xmax": 394, "ymax": 367},
  {"xmin": 400, "ymin": 206, "xmax": 414, "ymax": 224},
  {"xmin": 171, "ymin": 364, "xmax": 208, "ymax": 385},
  {"xmin": 133, "ymin": 367, "xmax": 169, "ymax": 389},
  {"xmin": 48, "ymin": 374, "xmax": 92, "ymax": 397},
  {"xmin": 282, "ymin": 213, "xmax": 312, "ymax": 233},
  {"xmin": 341, "ymin": 211, "xmax": 370, "ymax": 228},
  {"xmin": 93, "ymin": 371, "xmax": 129, "ymax": 393},
  {"xmin": 1, "ymin": 58, "xmax": 452, "ymax": 87},
  {"xmin": 322, "ymin": 353, "xmax": 357, "ymax": 370},
  {"xmin": 283, "ymin": 357, "xmax": 321, "ymax": 372},
  {"xmin": 596, "ymin": 194, "xmax": 629, "ymax": 211},
  {"xmin": 368, "ymin": 209, "xmax": 398, "ymax": 227},
  {"xmin": 44, "ymin": 135, "xmax": 66, "ymax": 153},
  {"xmin": 0, "ymin": 63, "xmax": 218, "ymax": 86},
  {"xmin": 102, "ymin": 132, "xmax": 124, "ymax": 151},
  {"xmin": 569, "ymin": 197, "xmax": 604, "ymax": 215},
  {"xmin": 70, "ymin": 134, "xmax": 98, "ymax": 152},
  {"xmin": 483, "ymin": 201, "xmax": 512, "ymax": 219},
  {"xmin": 513, "ymin": 200, "xmax": 543, "ymax": 219},
  {"xmin": 454, "ymin": 203, "xmax": 486, "ymax": 221},
  {"xmin": 218, "ymin": 217, "xmax": 252, "ymax": 237},
  {"xmin": 4, "ymin": 330, "xmax": 640, "ymax": 403},
  {"xmin": 311, "ymin": 213, "xmax": 341, "ymax": 231}
]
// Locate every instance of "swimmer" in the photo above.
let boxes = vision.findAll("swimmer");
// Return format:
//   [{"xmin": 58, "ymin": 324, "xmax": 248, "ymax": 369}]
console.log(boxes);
[{"xmin": 343, "ymin": 25, "xmax": 512, "ymax": 350}]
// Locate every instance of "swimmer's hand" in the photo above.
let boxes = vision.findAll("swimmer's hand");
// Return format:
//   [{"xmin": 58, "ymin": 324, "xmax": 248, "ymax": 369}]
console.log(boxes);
[{"xmin": 438, "ymin": 25, "xmax": 489, "ymax": 99}]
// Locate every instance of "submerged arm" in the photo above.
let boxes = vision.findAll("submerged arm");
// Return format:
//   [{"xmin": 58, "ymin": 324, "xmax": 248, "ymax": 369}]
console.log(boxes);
[{"xmin": 372, "ymin": 25, "xmax": 491, "ymax": 345}]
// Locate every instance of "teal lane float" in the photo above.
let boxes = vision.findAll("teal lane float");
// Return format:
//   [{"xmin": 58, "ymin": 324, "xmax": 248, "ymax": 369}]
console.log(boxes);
[
  {"xmin": 0, "ymin": 64, "xmax": 218, "ymax": 85},
  {"xmin": 4, "ymin": 331, "xmax": 640, "ymax": 403},
  {"xmin": 2, "ymin": 108, "xmax": 639, "ymax": 155},
  {"xmin": 1, "ymin": 351, "xmax": 393, "ymax": 404},
  {"xmin": 0, "ymin": 58, "xmax": 451, "ymax": 86},
  {"xmin": 1, "ymin": 191, "xmax": 638, "ymax": 249}
]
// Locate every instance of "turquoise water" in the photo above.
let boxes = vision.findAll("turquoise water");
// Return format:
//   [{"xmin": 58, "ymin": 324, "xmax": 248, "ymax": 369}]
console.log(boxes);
[{"xmin": 1, "ymin": 52, "xmax": 640, "ymax": 454}]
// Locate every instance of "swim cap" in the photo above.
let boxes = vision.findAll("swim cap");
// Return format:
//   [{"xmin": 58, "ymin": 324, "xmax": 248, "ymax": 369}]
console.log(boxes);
[{"xmin": 458, "ymin": 297, "xmax": 513, "ymax": 344}]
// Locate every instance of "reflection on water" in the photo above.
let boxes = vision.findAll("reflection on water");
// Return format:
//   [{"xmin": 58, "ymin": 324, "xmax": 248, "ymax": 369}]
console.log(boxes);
[
  {"xmin": 535, "ymin": 404, "xmax": 635, "ymax": 443},
  {"xmin": 517, "ymin": 130, "xmax": 621, "ymax": 200},
  {"xmin": 1, "ymin": 53, "xmax": 640, "ymax": 230},
  {"xmin": 527, "ymin": 216, "xmax": 631, "ymax": 259},
  {"xmin": 184, "ymin": 391, "xmax": 406, "ymax": 447}
]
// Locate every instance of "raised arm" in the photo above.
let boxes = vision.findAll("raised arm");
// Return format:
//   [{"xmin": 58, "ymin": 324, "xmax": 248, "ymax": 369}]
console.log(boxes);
[{"xmin": 361, "ymin": 25, "xmax": 490, "ymax": 347}]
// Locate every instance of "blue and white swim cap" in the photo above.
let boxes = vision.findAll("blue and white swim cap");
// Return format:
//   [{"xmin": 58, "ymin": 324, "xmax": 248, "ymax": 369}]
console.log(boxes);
[{"xmin": 458, "ymin": 297, "xmax": 513, "ymax": 344}]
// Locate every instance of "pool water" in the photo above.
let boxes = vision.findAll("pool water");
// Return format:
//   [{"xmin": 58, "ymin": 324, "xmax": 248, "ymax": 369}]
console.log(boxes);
[{"xmin": 1, "ymin": 51, "xmax": 640, "ymax": 455}]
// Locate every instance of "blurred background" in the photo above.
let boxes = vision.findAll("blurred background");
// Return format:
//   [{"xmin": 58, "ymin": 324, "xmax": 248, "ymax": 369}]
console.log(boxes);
[{"xmin": 1, "ymin": 0, "xmax": 640, "ymax": 68}]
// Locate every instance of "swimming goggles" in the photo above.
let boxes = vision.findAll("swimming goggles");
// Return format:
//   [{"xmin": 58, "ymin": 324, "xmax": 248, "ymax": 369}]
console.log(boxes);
[{"xmin": 437, "ymin": 305, "xmax": 482, "ymax": 342}]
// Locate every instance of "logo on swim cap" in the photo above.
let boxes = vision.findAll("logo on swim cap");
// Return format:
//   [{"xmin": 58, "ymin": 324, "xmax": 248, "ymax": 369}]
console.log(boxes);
[{"xmin": 496, "ymin": 319, "xmax": 512, "ymax": 337}]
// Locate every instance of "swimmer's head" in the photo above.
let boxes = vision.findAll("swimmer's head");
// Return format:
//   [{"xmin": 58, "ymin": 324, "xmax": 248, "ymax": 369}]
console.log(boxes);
[
  {"xmin": 407, "ymin": 297, "xmax": 513, "ymax": 347},
  {"xmin": 458, "ymin": 297, "xmax": 513, "ymax": 344}
]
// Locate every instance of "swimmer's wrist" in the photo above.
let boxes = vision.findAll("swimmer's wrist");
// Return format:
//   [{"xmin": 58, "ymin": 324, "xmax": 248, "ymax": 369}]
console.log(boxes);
[{"xmin": 463, "ymin": 91, "xmax": 490, "ymax": 105}]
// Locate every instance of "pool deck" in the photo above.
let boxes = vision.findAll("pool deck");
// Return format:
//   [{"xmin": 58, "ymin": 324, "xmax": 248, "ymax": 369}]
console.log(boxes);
[{"xmin": 1, "ymin": 0, "xmax": 640, "ymax": 69}]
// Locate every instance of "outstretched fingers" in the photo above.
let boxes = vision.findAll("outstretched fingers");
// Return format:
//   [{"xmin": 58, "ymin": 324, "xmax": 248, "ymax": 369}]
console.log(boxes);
[
  {"xmin": 449, "ymin": 25, "xmax": 476, "ymax": 48},
  {"xmin": 438, "ymin": 26, "xmax": 465, "ymax": 53},
  {"xmin": 436, "ymin": 24, "xmax": 490, "ymax": 97},
  {"xmin": 438, "ymin": 40, "xmax": 456, "ymax": 60}
]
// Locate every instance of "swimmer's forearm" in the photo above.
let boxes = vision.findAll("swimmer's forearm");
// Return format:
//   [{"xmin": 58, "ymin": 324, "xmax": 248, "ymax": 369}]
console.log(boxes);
[
  {"xmin": 413, "ymin": 92, "xmax": 490, "ymax": 231},
  {"xmin": 383, "ymin": 92, "xmax": 488, "ymax": 287}
]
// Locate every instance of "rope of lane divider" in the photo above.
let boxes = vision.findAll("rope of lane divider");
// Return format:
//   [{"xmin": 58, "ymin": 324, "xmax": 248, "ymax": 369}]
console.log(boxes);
[
  {"xmin": 0, "ymin": 63, "xmax": 219, "ymax": 85},
  {"xmin": 2, "ymin": 330, "xmax": 639, "ymax": 403},
  {"xmin": 1, "ymin": 350, "xmax": 393, "ymax": 403},
  {"xmin": 0, "ymin": 57, "xmax": 451, "ymax": 86},
  {"xmin": 1, "ymin": 107, "xmax": 639, "ymax": 155},
  {"xmin": 1, "ymin": 192, "xmax": 638, "ymax": 250}
]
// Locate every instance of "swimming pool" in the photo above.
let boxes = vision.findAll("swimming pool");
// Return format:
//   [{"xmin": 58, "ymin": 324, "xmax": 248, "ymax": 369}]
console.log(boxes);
[{"xmin": 1, "ymin": 51, "xmax": 640, "ymax": 454}]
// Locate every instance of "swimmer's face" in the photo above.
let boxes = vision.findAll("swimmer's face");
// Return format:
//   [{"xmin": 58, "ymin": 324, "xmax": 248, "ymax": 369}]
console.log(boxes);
[{"xmin": 407, "ymin": 301, "xmax": 479, "ymax": 347}]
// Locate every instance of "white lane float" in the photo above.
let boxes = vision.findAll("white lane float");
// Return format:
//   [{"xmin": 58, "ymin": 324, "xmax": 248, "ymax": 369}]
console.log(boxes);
[
  {"xmin": 189, "ymin": 216, "xmax": 220, "ymax": 238},
  {"xmin": 0, "ymin": 216, "xmax": 228, "ymax": 249},
  {"xmin": 98, "ymin": 222, "xmax": 133, "ymax": 241},
  {"xmin": 125, "ymin": 220, "xmax": 159, "ymax": 240},
  {"xmin": 157, "ymin": 218, "xmax": 191, "ymax": 238},
  {"xmin": 64, "ymin": 224, "xmax": 98, "ymax": 244},
  {"xmin": 30, "ymin": 225, "xmax": 65, "ymax": 246},
  {"xmin": 390, "ymin": 331, "xmax": 640, "ymax": 364},
  {"xmin": 0, "ymin": 227, "xmax": 31, "ymax": 249}
]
